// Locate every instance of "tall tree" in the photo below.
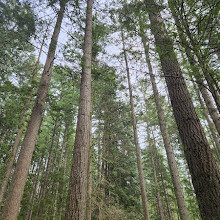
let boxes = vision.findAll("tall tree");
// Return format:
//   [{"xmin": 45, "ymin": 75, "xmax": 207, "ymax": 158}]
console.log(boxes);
[
  {"xmin": 143, "ymin": 0, "xmax": 220, "ymax": 218},
  {"xmin": 1, "ymin": 1, "xmax": 66, "ymax": 219},
  {"xmin": 122, "ymin": 30, "xmax": 150, "ymax": 220},
  {"xmin": 65, "ymin": 0, "xmax": 93, "ymax": 219}
]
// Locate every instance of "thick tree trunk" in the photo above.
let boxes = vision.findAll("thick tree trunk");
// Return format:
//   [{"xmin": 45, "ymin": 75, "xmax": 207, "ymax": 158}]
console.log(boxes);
[
  {"xmin": 1, "ymin": 3, "xmax": 65, "ymax": 219},
  {"xmin": 122, "ymin": 31, "xmax": 150, "ymax": 220},
  {"xmin": 141, "ymin": 34, "xmax": 189, "ymax": 220},
  {"xmin": 38, "ymin": 117, "xmax": 59, "ymax": 217},
  {"xmin": 144, "ymin": 0, "xmax": 220, "ymax": 218},
  {"xmin": 0, "ymin": 34, "xmax": 45, "ymax": 206},
  {"xmin": 65, "ymin": 1, "xmax": 93, "ymax": 219}
]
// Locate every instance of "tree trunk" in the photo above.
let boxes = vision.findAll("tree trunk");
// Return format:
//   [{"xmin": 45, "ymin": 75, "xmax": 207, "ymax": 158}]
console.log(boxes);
[
  {"xmin": 144, "ymin": 0, "xmax": 220, "ymax": 218},
  {"xmin": 141, "ymin": 34, "xmax": 189, "ymax": 220},
  {"xmin": 38, "ymin": 117, "xmax": 59, "ymax": 217},
  {"xmin": 196, "ymin": 88, "xmax": 220, "ymax": 156},
  {"xmin": 1, "ymin": 3, "xmax": 65, "ymax": 219},
  {"xmin": 122, "ymin": 30, "xmax": 150, "ymax": 220},
  {"xmin": 146, "ymin": 121, "xmax": 165, "ymax": 220},
  {"xmin": 26, "ymin": 155, "xmax": 44, "ymax": 220},
  {"xmin": 64, "ymin": 0, "xmax": 93, "ymax": 219},
  {"xmin": 0, "ymin": 33, "xmax": 45, "ymax": 206}
]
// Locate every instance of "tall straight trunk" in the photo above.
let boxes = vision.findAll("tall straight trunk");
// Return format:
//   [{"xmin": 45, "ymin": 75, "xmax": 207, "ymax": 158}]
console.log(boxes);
[
  {"xmin": 122, "ymin": 31, "xmax": 150, "ymax": 220},
  {"xmin": 0, "ymin": 34, "xmax": 45, "ymax": 206},
  {"xmin": 38, "ymin": 117, "xmax": 59, "ymax": 217},
  {"xmin": 65, "ymin": 1, "xmax": 93, "ymax": 219},
  {"xmin": 26, "ymin": 155, "xmax": 44, "ymax": 220},
  {"xmin": 58, "ymin": 134, "xmax": 69, "ymax": 220},
  {"xmin": 141, "ymin": 34, "xmax": 189, "ymax": 220},
  {"xmin": 52, "ymin": 131, "xmax": 67, "ymax": 220},
  {"xmin": 159, "ymin": 166, "xmax": 173, "ymax": 220},
  {"xmin": 1, "ymin": 3, "xmax": 65, "ymax": 219},
  {"xmin": 144, "ymin": 0, "xmax": 220, "ymax": 218},
  {"xmin": 146, "ymin": 121, "xmax": 165, "ymax": 220}
]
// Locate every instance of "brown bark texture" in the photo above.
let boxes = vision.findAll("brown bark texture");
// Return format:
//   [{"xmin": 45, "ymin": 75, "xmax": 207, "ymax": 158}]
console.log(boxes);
[
  {"xmin": 122, "ymin": 31, "xmax": 150, "ymax": 220},
  {"xmin": 141, "ymin": 34, "xmax": 189, "ymax": 220},
  {"xmin": 144, "ymin": 0, "xmax": 220, "ymax": 218},
  {"xmin": 64, "ymin": 0, "xmax": 93, "ymax": 219},
  {"xmin": 0, "ymin": 34, "xmax": 45, "ymax": 206},
  {"xmin": 1, "ymin": 3, "xmax": 65, "ymax": 219}
]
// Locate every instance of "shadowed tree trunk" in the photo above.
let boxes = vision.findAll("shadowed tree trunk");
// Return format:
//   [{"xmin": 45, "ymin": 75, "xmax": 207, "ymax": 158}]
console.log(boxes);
[
  {"xmin": 38, "ymin": 117, "xmax": 59, "ymax": 217},
  {"xmin": 64, "ymin": 0, "xmax": 93, "ymax": 219},
  {"xmin": 0, "ymin": 33, "xmax": 46, "ymax": 206},
  {"xmin": 144, "ymin": 0, "xmax": 220, "ymax": 218},
  {"xmin": 1, "ymin": 2, "xmax": 66, "ymax": 219},
  {"xmin": 122, "ymin": 30, "xmax": 150, "ymax": 220},
  {"xmin": 141, "ymin": 34, "xmax": 189, "ymax": 220},
  {"xmin": 146, "ymin": 120, "xmax": 165, "ymax": 220}
]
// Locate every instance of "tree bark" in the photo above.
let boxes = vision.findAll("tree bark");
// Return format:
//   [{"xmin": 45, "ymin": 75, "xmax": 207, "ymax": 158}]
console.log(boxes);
[
  {"xmin": 0, "ymin": 33, "xmax": 45, "ymax": 206},
  {"xmin": 141, "ymin": 34, "xmax": 189, "ymax": 220},
  {"xmin": 1, "ymin": 3, "xmax": 65, "ymax": 219},
  {"xmin": 144, "ymin": 0, "xmax": 220, "ymax": 218},
  {"xmin": 64, "ymin": 1, "xmax": 93, "ymax": 219},
  {"xmin": 146, "ymin": 122, "xmax": 165, "ymax": 220},
  {"xmin": 122, "ymin": 30, "xmax": 150, "ymax": 220},
  {"xmin": 38, "ymin": 117, "xmax": 59, "ymax": 217}
]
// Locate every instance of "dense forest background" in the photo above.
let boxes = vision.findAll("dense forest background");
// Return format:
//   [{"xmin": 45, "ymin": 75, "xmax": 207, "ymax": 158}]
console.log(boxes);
[{"xmin": 0, "ymin": 0, "xmax": 219, "ymax": 219}]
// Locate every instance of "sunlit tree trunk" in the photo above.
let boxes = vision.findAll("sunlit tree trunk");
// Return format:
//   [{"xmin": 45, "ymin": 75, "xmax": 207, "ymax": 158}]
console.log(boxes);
[
  {"xmin": 144, "ymin": 0, "xmax": 220, "ymax": 218},
  {"xmin": 65, "ymin": 1, "xmax": 93, "ymax": 219},
  {"xmin": 122, "ymin": 30, "xmax": 150, "ymax": 220}
]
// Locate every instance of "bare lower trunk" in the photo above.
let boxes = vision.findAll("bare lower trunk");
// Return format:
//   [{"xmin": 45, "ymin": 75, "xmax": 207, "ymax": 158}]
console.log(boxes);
[
  {"xmin": 65, "ymin": 1, "xmax": 93, "ymax": 219},
  {"xmin": 146, "ymin": 122, "xmax": 165, "ymax": 220},
  {"xmin": 26, "ymin": 155, "xmax": 44, "ymax": 220},
  {"xmin": 0, "ymin": 34, "xmax": 45, "ymax": 206},
  {"xmin": 122, "ymin": 31, "xmax": 150, "ymax": 220},
  {"xmin": 38, "ymin": 117, "xmax": 59, "ymax": 217},
  {"xmin": 160, "ymin": 168, "xmax": 173, "ymax": 220},
  {"xmin": 141, "ymin": 34, "xmax": 189, "ymax": 220},
  {"xmin": 1, "ymin": 3, "xmax": 65, "ymax": 219},
  {"xmin": 145, "ymin": 0, "xmax": 220, "ymax": 218}
]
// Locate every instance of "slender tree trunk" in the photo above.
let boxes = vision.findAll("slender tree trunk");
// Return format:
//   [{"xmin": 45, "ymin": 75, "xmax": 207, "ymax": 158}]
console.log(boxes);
[
  {"xmin": 58, "ymin": 134, "xmax": 69, "ymax": 220},
  {"xmin": 26, "ymin": 155, "xmax": 44, "ymax": 220},
  {"xmin": 144, "ymin": 0, "xmax": 220, "ymax": 218},
  {"xmin": 141, "ymin": 34, "xmax": 189, "ymax": 220},
  {"xmin": 1, "ymin": 3, "xmax": 65, "ymax": 219},
  {"xmin": 160, "ymin": 167, "xmax": 173, "ymax": 220},
  {"xmin": 146, "ymin": 121, "xmax": 165, "ymax": 220},
  {"xmin": 199, "ymin": 85, "xmax": 220, "ymax": 136},
  {"xmin": 65, "ymin": 1, "xmax": 93, "ymax": 219},
  {"xmin": 52, "ymin": 132, "xmax": 66, "ymax": 220},
  {"xmin": 196, "ymin": 88, "xmax": 220, "ymax": 156},
  {"xmin": 0, "ymin": 34, "xmax": 45, "ymax": 206},
  {"xmin": 38, "ymin": 117, "xmax": 59, "ymax": 217},
  {"xmin": 122, "ymin": 31, "xmax": 150, "ymax": 220}
]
